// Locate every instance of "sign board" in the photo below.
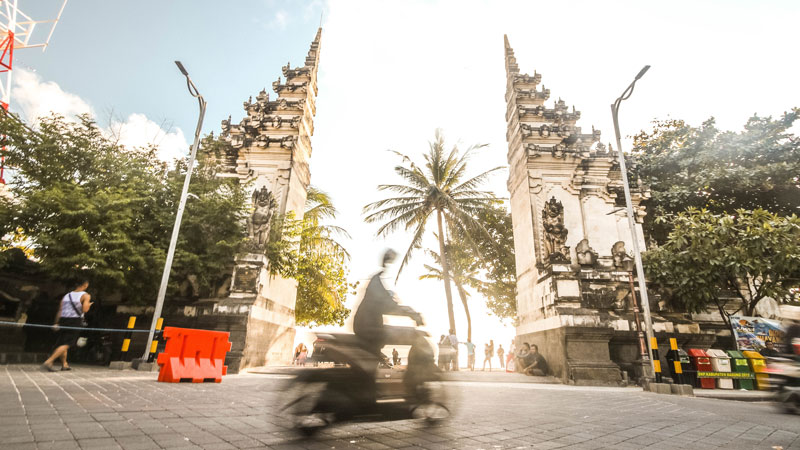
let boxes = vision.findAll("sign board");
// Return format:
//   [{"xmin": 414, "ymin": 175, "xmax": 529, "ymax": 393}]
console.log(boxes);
[
  {"xmin": 696, "ymin": 371, "xmax": 755, "ymax": 379},
  {"xmin": 730, "ymin": 315, "xmax": 785, "ymax": 352}
]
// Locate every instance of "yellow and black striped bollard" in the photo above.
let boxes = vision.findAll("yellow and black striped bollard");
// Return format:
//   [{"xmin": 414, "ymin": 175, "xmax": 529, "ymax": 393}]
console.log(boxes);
[
  {"xmin": 651, "ymin": 337, "xmax": 662, "ymax": 383},
  {"xmin": 120, "ymin": 316, "xmax": 136, "ymax": 361},
  {"xmin": 147, "ymin": 318, "xmax": 164, "ymax": 363},
  {"xmin": 669, "ymin": 337, "xmax": 683, "ymax": 384}
]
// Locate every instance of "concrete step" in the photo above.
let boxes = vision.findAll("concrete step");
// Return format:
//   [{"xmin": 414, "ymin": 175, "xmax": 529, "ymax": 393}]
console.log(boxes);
[{"xmin": 0, "ymin": 352, "xmax": 49, "ymax": 364}]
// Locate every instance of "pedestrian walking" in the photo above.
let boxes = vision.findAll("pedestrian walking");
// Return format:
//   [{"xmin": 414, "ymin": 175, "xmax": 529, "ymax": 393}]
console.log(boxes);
[
  {"xmin": 462, "ymin": 339, "xmax": 476, "ymax": 371},
  {"xmin": 482, "ymin": 340, "xmax": 494, "ymax": 371},
  {"xmin": 497, "ymin": 344, "xmax": 505, "ymax": 369},
  {"xmin": 42, "ymin": 279, "xmax": 92, "ymax": 372},
  {"xmin": 438, "ymin": 334, "xmax": 452, "ymax": 370},
  {"xmin": 448, "ymin": 329, "xmax": 459, "ymax": 371},
  {"xmin": 392, "ymin": 348, "xmax": 400, "ymax": 366}
]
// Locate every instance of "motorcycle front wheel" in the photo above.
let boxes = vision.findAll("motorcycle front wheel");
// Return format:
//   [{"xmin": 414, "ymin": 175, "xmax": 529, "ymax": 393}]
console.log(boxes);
[
  {"xmin": 281, "ymin": 380, "xmax": 333, "ymax": 436},
  {"xmin": 410, "ymin": 380, "xmax": 451, "ymax": 424}
]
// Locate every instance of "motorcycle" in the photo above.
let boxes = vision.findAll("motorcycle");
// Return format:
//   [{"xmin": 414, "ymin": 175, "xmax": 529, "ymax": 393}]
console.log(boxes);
[
  {"xmin": 766, "ymin": 355, "xmax": 800, "ymax": 415},
  {"xmin": 281, "ymin": 320, "xmax": 451, "ymax": 436}
]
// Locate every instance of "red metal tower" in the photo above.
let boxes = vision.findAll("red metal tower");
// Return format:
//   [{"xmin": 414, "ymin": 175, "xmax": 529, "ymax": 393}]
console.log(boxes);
[{"xmin": 0, "ymin": 0, "xmax": 67, "ymax": 184}]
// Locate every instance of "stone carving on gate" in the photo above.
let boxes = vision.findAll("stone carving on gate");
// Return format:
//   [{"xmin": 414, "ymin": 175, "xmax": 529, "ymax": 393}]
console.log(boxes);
[
  {"xmin": 611, "ymin": 241, "xmax": 634, "ymax": 271},
  {"xmin": 575, "ymin": 239, "xmax": 598, "ymax": 267},
  {"xmin": 247, "ymin": 186, "xmax": 277, "ymax": 251},
  {"xmin": 542, "ymin": 196, "xmax": 570, "ymax": 263}
]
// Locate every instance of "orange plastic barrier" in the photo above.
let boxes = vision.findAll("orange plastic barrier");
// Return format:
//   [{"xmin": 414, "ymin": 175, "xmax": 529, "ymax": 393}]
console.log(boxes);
[{"xmin": 156, "ymin": 327, "xmax": 232, "ymax": 383}]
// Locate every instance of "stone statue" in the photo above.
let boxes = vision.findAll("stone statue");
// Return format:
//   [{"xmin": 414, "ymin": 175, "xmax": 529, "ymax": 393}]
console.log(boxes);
[
  {"xmin": 611, "ymin": 241, "xmax": 634, "ymax": 271},
  {"xmin": 575, "ymin": 239, "xmax": 597, "ymax": 266},
  {"xmin": 247, "ymin": 187, "xmax": 277, "ymax": 251},
  {"xmin": 542, "ymin": 197, "xmax": 569, "ymax": 263}
]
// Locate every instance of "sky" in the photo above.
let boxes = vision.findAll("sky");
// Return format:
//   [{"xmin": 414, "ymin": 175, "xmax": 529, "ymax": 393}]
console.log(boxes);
[{"xmin": 10, "ymin": 0, "xmax": 800, "ymax": 363}]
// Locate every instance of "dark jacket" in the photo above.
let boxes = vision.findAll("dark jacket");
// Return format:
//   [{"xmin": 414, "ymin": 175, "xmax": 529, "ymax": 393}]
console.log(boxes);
[{"xmin": 353, "ymin": 272, "xmax": 406, "ymax": 340}]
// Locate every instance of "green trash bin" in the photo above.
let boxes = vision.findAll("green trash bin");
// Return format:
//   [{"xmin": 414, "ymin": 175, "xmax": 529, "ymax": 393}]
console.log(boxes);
[{"xmin": 727, "ymin": 350, "xmax": 754, "ymax": 390}]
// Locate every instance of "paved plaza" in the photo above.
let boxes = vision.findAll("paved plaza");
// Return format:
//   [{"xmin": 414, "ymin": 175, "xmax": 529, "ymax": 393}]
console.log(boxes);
[{"xmin": 1, "ymin": 365, "xmax": 798, "ymax": 450}]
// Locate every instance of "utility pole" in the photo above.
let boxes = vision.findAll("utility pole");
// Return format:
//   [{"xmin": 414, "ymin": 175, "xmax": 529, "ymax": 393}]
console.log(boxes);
[
  {"xmin": 140, "ymin": 61, "xmax": 206, "ymax": 362},
  {"xmin": 610, "ymin": 65, "xmax": 656, "ymax": 379}
]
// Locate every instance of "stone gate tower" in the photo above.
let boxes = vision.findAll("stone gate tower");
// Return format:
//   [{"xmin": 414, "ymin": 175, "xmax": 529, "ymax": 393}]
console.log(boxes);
[
  {"xmin": 504, "ymin": 36, "xmax": 652, "ymax": 384},
  {"xmin": 194, "ymin": 29, "xmax": 322, "ymax": 372}
]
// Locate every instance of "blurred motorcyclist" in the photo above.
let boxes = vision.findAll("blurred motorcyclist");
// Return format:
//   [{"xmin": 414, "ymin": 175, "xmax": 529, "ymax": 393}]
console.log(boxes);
[
  {"xmin": 353, "ymin": 249, "xmax": 424, "ymax": 355},
  {"xmin": 348, "ymin": 250, "xmax": 430, "ymax": 403}
]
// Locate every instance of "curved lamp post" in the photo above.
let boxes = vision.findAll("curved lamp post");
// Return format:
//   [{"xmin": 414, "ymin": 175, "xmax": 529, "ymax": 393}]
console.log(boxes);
[
  {"xmin": 140, "ymin": 61, "xmax": 207, "ymax": 361},
  {"xmin": 610, "ymin": 65, "xmax": 655, "ymax": 379}
]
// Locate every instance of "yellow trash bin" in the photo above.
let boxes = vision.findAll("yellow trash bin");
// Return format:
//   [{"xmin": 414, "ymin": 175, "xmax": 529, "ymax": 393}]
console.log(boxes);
[{"xmin": 741, "ymin": 350, "xmax": 769, "ymax": 390}]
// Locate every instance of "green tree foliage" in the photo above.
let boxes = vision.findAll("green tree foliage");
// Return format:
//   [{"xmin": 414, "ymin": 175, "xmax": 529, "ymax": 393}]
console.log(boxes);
[
  {"xmin": 0, "ymin": 113, "xmax": 247, "ymax": 302},
  {"xmin": 363, "ymin": 130, "xmax": 502, "ymax": 335},
  {"xmin": 420, "ymin": 245, "xmax": 480, "ymax": 341},
  {"xmin": 461, "ymin": 203, "xmax": 517, "ymax": 321},
  {"xmin": 632, "ymin": 109, "xmax": 800, "ymax": 242},
  {"xmin": 292, "ymin": 187, "xmax": 354, "ymax": 327},
  {"xmin": 645, "ymin": 208, "xmax": 800, "ymax": 325}
]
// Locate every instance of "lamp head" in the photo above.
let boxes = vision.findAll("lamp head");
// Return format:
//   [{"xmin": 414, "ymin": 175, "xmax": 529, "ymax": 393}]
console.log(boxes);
[
  {"xmin": 635, "ymin": 65, "xmax": 651, "ymax": 80},
  {"xmin": 175, "ymin": 61, "xmax": 188, "ymax": 76}
]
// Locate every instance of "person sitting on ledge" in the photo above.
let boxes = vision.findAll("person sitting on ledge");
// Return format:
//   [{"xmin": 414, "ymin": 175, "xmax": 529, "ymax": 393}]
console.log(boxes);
[{"xmin": 517, "ymin": 343, "xmax": 548, "ymax": 376}]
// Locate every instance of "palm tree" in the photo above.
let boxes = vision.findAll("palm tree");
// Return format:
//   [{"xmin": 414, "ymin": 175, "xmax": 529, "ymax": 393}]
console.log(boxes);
[
  {"xmin": 363, "ymin": 130, "xmax": 502, "ymax": 335},
  {"xmin": 302, "ymin": 186, "xmax": 350, "ymax": 260},
  {"xmin": 420, "ymin": 246, "xmax": 481, "ymax": 341}
]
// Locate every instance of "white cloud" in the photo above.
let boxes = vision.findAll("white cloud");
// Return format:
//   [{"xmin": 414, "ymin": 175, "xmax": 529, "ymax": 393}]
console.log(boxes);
[
  {"xmin": 11, "ymin": 69, "xmax": 189, "ymax": 161},
  {"xmin": 108, "ymin": 113, "xmax": 188, "ymax": 162},
  {"xmin": 270, "ymin": 10, "xmax": 289, "ymax": 30},
  {"xmin": 12, "ymin": 69, "xmax": 93, "ymax": 123}
]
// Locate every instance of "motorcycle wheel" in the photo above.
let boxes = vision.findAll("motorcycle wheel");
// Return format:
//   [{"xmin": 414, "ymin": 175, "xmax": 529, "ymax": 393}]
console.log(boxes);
[
  {"xmin": 281, "ymin": 381, "xmax": 333, "ymax": 436},
  {"xmin": 781, "ymin": 391, "xmax": 800, "ymax": 415},
  {"xmin": 410, "ymin": 381, "xmax": 450, "ymax": 424}
]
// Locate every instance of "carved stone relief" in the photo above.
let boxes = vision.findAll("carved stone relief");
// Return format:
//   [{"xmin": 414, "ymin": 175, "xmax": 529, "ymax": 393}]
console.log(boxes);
[
  {"xmin": 542, "ymin": 196, "xmax": 570, "ymax": 264},
  {"xmin": 246, "ymin": 186, "xmax": 277, "ymax": 252}
]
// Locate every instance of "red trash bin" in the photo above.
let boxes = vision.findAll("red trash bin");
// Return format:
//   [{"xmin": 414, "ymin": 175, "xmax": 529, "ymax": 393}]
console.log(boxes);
[{"xmin": 687, "ymin": 348, "xmax": 715, "ymax": 389}]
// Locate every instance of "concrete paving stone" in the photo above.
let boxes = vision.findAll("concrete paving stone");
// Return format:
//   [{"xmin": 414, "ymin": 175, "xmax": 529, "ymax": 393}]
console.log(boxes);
[
  {"xmin": 35, "ymin": 440, "xmax": 81, "ymax": 450},
  {"xmin": 4, "ymin": 434, "xmax": 35, "ymax": 444},
  {"xmin": 201, "ymin": 443, "xmax": 238, "ymax": 450},
  {"xmin": 0, "ymin": 443, "xmax": 36, "ymax": 450},
  {"xmin": 78, "ymin": 437, "xmax": 122, "ymax": 449},
  {"xmin": 33, "ymin": 431, "xmax": 75, "ymax": 441}
]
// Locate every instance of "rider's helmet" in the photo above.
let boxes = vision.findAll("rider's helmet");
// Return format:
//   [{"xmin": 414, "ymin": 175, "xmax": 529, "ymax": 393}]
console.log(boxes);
[{"xmin": 382, "ymin": 249, "xmax": 398, "ymax": 268}]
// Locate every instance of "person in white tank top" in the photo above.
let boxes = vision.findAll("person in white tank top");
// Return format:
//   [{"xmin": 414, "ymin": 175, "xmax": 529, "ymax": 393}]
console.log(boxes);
[{"xmin": 42, "ymin": 279, "xmax": 92, "ymax": 372}]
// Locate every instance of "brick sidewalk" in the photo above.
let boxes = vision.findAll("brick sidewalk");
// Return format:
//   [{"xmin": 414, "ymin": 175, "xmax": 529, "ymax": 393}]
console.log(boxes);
[{"xmin": 2, "ymin": 364, "xmax": 799, "ymax": 449}]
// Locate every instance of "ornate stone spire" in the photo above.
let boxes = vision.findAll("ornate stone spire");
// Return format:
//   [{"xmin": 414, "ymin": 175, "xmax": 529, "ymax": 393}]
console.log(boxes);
[{"xmin": 504, "ymin": 34, "xmax": 519, "ymax": 78}]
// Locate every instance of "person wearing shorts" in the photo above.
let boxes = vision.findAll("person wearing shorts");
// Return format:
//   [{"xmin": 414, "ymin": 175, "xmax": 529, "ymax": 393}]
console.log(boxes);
[{"xmin": 42, "ymin": 279, "xmax": 92, "ymax": 372}]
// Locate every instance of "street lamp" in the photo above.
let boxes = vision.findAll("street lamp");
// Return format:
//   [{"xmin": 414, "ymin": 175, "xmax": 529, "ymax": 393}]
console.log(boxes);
[
  {"xmin": 140, "ymin": 61, "xmax": 207, "ymax": 362},
  {"xmin": 610, "ymin": 65, "xmax": 656, "ymax": 379}
]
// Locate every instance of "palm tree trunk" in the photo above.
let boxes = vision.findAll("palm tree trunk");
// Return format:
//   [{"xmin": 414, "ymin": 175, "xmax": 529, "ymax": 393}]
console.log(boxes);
[
  {"xmin": 437, "ymin": 210, "xmax": 456, "ymax": 335},
  {"xmin": 455, "ymin": 282, "xmax": 472, "ymax": 342}
]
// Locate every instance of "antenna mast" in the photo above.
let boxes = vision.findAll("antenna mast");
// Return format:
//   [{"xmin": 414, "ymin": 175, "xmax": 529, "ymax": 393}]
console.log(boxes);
[{"xmin": 0, "ymin": 0, "xmax": 68, "ymax": 184}]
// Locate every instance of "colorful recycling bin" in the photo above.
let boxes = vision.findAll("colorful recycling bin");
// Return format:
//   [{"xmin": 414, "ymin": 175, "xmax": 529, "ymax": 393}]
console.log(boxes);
[
  {"xmin": 741, "ymin": 350, "xmax": 769, "ymax": 390},
  {"xmin": 726, "ymin": 350, "xmax": 754, "ymax": 390},
  {"xmin": 687, "ymin": 348, "xmax": 715, "ymax": 389},
  {"xmin": 705, "ymin": 349, "xmax": 733, "ymax": 389}
]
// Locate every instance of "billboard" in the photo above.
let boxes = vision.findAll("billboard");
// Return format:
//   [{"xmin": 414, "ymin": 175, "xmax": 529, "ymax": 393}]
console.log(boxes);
[{"xmin": 730, "ymin": 315, "xmax": 785, "ymax": 352}]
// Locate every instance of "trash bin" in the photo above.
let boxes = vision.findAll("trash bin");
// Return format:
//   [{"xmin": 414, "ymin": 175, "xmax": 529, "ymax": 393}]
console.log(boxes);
[
  {"xmin": 706, "ymin": 349, "xmax": 733, "ymax": 389},
  {"xmin": 742, "ymin": 350, "xmax": 769, "ymax": 390},
  {"xmin": 687, "ymin": 348, "xmax": 715, "ymax": 389},
  {"xmin": 726, "ymin": 350, "xmax": 754, "ymax": 390}
]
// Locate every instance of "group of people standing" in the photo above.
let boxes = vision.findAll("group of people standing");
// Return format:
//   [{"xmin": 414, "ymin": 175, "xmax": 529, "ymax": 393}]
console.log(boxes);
[
  {"xmin": 436, "ymin": 333, "xmax": 511, "ymax": 372},
  {"xmin": 435, "ymin": 334, "xmax": 549, "ymax": 376}
]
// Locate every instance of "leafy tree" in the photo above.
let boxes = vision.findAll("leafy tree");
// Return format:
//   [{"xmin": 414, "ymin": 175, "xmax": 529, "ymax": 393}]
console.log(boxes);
[
  {"xmin": 420, "ymin": 245, "xmax": 480, "ymax": 341},
  {"xmin": 293, "ymin": 187, "xmax": 354, "ymax": 327},
  {"xmin": 459, "ymin": 203, "xmax": 517, "ymax": 321},
  {"xmin": 363, "ymin": 130, "xmax": 502, "ymax": 335},
  {"xmin": 645, "ymin": 208, "xmax": 800, "ymax": 325},
  {"xmin": 0, "ymin": 113, "xmax": 247, "ymax": 302},
  {"xmin": 632, "ymin": 109, "xmax": 800, "ymax": 242}
]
